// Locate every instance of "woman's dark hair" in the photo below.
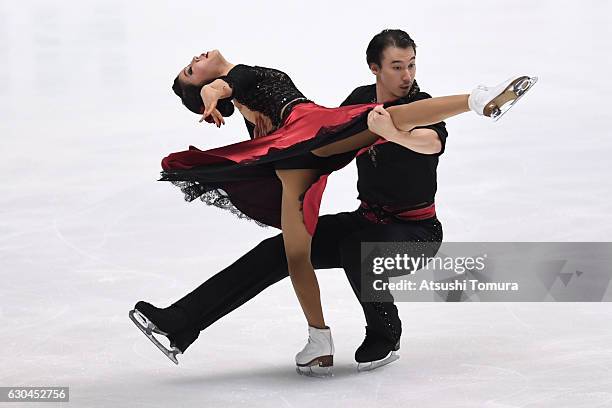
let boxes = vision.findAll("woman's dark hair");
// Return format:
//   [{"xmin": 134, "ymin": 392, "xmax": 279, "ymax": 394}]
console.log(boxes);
[
  {"xmin": 366, "ymin": 29, "xmax": 417, "ymax": 67},
  {"xmin": 172, "ymin": 76, "xmax": 235, "ymax": 117}
]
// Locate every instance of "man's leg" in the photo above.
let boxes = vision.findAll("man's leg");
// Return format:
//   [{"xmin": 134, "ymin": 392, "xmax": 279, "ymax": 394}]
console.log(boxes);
[
  {"xmin": 168, "ymin": 212, "xmax": 363, "ymax": 351},
  {"xmin": 337, "ymin": 218, "xmax": 443, "ymax": 360}
]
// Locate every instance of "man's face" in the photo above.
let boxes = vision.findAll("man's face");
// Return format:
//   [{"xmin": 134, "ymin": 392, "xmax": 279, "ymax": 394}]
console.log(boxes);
[{"xmin": 370, "ymin": 46, "xmax": 416, "ymax": 100}]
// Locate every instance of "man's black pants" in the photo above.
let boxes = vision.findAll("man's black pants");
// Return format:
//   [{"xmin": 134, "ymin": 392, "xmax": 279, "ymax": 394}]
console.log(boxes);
[{"xmin": 169, "ymin": 210, "xmax": 443, "ymax": 351}]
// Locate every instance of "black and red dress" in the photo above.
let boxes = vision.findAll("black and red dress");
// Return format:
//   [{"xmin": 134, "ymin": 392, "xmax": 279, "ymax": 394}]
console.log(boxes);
[{"xmin": 160, "ymin": 64, "xmax": 382, "ymax": 235}]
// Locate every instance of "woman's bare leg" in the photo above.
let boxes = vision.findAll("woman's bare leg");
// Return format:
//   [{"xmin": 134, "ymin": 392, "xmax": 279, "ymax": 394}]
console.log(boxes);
[
  {"xmin": 312, "ymin": 129, "xmax": 379, "ymax": 157},
  {"xmin": 386, "ymin": 94, "xmax": 470, "ymax": 131},
  {"xmin": 312, "ymin": 94, "xmax": 470, "ymax": 157},
  {"xmin": 276, "ymin": 168, "xmax": 326, "ymax": 329}
]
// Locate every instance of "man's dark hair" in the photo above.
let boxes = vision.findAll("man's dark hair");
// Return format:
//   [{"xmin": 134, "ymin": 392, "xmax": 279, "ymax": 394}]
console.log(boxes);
[{"xmin": 366, "ymin": 29, "xmax": 417, "ymax": 67}]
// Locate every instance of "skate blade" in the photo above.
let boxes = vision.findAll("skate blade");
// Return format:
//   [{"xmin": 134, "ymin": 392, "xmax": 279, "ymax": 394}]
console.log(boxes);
[
  {"xmin": 296, "ymin": 355, "xmax": 334, "ymax": 378},
  {"xmin": 357, "ymin": 350, "xmax": 400, "ymax": 372},
  {"xmin": 490, "ymin": 76, "xmax": 538, "ymax": 122},
  {"xmin": 129, "ymin": 309, "xmax": 182, "ymax": 365},
  {"xmin": 296, "ymin": 365, "xmax": 333, "ymax": 378}
]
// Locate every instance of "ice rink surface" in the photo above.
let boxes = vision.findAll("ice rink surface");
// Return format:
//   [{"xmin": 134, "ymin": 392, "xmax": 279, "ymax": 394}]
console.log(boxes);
[{"xmin": 1, "ymin": 0, "xmax": 611, "ymax": 406}]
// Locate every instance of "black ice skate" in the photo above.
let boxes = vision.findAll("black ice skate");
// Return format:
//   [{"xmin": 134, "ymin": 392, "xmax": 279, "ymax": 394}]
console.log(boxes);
[
  {"xmin": 355, "ymin": 326, "xmax": 400, "ymax": 372},
  {"xmin": 129, "ymin": 301, "xmax": 188, "ymax": 365}
]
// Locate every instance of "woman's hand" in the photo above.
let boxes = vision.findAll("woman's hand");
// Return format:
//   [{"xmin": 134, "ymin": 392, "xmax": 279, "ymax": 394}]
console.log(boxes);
[
  {"xmin": 199, "ymin": 85, "xmax": 225, "ymax": 127},
  {"xmin": 367, "ymin": 105, "xmax": 399, "ymax": 141}
]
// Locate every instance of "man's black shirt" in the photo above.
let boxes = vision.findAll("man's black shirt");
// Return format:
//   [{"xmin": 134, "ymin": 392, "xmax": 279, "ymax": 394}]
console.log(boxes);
[
  {"xmin": 340, "ymin": 84, "xmax": 448, "ymax": 208},
  {"xmin": 242, "ymin": 83, "xmax": 448, "ymax": 208}
]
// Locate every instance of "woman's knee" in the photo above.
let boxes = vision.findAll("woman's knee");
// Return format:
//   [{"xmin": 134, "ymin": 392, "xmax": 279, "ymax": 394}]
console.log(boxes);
[
  {"xmin": 285, "ymin": 250, "xmax": 311, "ymax": 270},
  {"xmin": 276, "ymin": 168, "xmax": 318, "ymax": 187}
]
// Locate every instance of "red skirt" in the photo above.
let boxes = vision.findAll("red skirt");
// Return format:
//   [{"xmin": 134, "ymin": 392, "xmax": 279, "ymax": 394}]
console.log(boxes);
[{"xmin": 160, "ymin": 102, "xmax": 380, "ymax": 235}]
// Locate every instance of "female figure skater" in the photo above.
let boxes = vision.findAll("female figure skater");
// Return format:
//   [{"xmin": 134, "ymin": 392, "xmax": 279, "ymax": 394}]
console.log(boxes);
[{"xmin": 130, "ymin": 49, "xmax": 536, "ymax": 373}]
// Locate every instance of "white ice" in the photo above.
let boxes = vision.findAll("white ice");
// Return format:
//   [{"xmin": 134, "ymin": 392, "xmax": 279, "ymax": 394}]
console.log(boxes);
[{"xmin": 1, "ymin": 1, "xmax": 612, "ymax": 407}]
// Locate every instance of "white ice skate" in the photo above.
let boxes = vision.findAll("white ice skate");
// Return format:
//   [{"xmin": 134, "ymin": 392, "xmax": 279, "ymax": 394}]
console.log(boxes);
[
  {"xmin": 468, "ymin": 75, "xmax": 538, "ymax": 121},
  {"xmin": 295, "ymin": 326, "xmax": 335, "ymax": 377},
  {"xmin": 129, "ymin": 308, "xmax": 182, "ymax": 365}
]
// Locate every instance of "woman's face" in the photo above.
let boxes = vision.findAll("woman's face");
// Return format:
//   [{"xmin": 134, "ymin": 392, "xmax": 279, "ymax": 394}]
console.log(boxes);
[{"xmin": 177, "ymin": 49, "xmax": 222, "ymax": 86}]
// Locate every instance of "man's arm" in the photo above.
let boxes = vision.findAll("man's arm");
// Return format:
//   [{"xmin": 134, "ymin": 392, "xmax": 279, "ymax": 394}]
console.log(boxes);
[
  {"xmin": 391, "ymin": 128, "xmax": 442, "ymax": 154},
  {"xmin": 368, "ymin": 116, "xmax": 442, "ymax": 154},
  {"xmin": 367, "ymin": 104, "xmax": 446, "ymax": 155},
  {"xmin": 341, "ymin": 86, "xmax": 447, "ymax": 154},
  {"xmin": 404, "ymin": 92, "xmax": 448, "ymax": 155}
]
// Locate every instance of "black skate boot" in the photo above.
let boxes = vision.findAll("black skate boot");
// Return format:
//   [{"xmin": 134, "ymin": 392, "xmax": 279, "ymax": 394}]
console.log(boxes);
[
  {"xmin": 129, "ymin": 301, "xmax": 193, "ymax": 364},
  {"xmin": 355, "ymin": 326, "xmax": 400, "ymax": 372}
]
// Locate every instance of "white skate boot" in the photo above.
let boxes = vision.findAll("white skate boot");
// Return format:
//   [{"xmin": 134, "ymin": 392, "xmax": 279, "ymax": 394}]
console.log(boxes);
[
  {"xmin": 468, "ymin": 76, "xmax": 538, "ymax": 121},
  {"xmin": 295, "ymin": 326, "xmax": 334, "ymax": 377}
]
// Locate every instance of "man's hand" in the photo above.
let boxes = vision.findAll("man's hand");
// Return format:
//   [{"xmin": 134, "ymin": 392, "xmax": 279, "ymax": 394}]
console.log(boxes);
[
  {"xmin": 367, "ymin": 105, "xmax": 399, "ymax": 141},
  {"xmin": 199, "ymin": 85, "xmax": 225, "ymax": 127}
]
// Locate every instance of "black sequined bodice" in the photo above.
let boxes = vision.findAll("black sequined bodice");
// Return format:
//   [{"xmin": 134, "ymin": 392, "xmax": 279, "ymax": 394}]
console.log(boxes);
[{"xmin": 219, "ymin": 64, "xmax": 311, "ymax": 128}]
